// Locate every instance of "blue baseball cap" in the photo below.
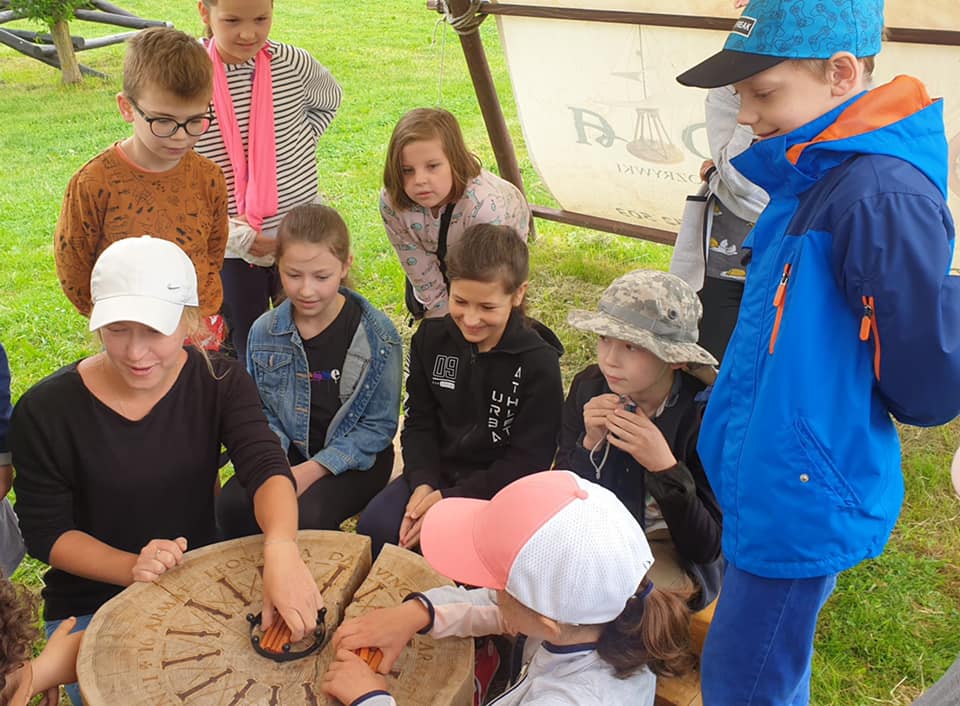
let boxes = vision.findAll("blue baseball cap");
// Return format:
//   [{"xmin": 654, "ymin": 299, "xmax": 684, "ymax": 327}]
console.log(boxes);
[{"xmin": 677, "ymin": 0, "xmax": 884, "ymax": 88}]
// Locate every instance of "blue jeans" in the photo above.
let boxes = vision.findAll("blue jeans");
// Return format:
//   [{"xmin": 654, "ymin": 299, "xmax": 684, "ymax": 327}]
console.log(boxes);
[
  {"xmin": 701, "ymin": 563, "xmax": 837, "ymax": 706},
  {"xmin": 45, "ymin": 613, "xmax": 94, "ymax": 706}
]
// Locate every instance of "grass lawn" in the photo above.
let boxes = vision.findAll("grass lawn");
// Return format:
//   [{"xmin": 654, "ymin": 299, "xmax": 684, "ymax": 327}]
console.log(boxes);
[{"xmin": 0, "ymin": 1, "xmax": 958, "ymax": 704}]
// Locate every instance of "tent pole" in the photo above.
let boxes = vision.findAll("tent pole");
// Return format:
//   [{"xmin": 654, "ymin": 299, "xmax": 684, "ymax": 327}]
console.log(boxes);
[{"xmin": 443, "ymin": 0, "xmax": 526, "ymax": 200}]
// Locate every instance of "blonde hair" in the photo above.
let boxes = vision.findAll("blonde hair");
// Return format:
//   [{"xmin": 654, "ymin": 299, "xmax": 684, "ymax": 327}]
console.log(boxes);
[
  {"xmin": 383, "ymin": 108, "xmax": 482, "ymax": 210},
  {"xmin": 123, "ymin": 27, "xmax": 213, "ymax": 102}
]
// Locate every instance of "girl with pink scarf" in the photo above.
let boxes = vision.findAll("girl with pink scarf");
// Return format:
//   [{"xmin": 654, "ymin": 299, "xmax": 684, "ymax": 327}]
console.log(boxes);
[{"xmin": 195, "ymin": 0, "xmax": 342, "ymax": 360}]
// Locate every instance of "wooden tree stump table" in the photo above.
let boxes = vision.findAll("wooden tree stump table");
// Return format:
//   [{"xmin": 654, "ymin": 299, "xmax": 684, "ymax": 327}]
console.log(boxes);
[{"xmin": 77, "ymin": 531, "xmax": 473, "ymax": 705}]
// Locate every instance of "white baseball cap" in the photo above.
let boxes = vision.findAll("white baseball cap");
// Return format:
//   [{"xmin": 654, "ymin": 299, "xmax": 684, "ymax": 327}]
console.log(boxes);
[
  {"xmin": 89, "ymin": 236, "xmax": 199, "ymax": 336},
  {"xmin": 420, "ymin": 470, "xmax": 654, "ymax": 625}
]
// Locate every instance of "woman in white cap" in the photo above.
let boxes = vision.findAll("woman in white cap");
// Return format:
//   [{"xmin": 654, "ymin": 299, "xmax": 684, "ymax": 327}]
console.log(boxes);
[
  {"xmin": 10, "ymin": 236, "xmax": 322, "ymax": 705},
  {"xmin": 323, "ymin": 470, "xmax": 696, "ymax": 706}
]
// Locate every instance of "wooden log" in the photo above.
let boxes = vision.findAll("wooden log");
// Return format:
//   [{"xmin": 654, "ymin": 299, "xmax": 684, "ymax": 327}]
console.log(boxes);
[
  {"xmin": 77, "ymin": 532, "xmax": 473, "ymax": 705},
  {"xmin": 50, "ymin": 18, "xmax": 81, "ymax": 84},
  {"xmin": 77, "ymin": 33, "xmax": 136, "ymax": 51},
  {"xmin": 90, "ymin": 0, "xmax": 136, "ymax": 17},
  {"xmin": 72, "ymin": 9, "xmax": 170, "ymax": 30},
  {"xmin": 0, "ymin": 29, "xmax": 105, "ymax": 77},
  {"xmin": 4, "ymin": 27, "xmax": 85, "ymax": 50}
]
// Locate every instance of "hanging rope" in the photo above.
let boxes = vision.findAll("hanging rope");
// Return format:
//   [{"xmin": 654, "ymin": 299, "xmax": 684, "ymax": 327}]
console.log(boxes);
[
  {"xmin": 431, "ymin": 0, "xmax": 487, "ymax": 106},
  {"xmin": 431, "ymin": 12, "xmax": 448, "ymax": 106},
  {"xmin": 439, "ymin": 0, "xmax": 487, "ymax": 36}
]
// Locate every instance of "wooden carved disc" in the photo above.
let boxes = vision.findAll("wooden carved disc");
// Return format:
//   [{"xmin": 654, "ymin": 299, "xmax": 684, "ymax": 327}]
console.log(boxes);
[{"xmin": 77, "ymin": 531, "xmax": 473, "ymax": 705}]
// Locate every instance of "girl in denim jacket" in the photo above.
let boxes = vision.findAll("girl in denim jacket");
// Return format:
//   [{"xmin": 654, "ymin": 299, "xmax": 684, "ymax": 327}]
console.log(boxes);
[{"xmin": 217, "ymin": 205, "xmax": 402, "ymax": 535}]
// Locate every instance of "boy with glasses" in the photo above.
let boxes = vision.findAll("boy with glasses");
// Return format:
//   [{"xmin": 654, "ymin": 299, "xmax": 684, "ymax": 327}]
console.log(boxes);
[{"xmin": 54, "ymin": 27, "xmax": 228, "ymax": 320}]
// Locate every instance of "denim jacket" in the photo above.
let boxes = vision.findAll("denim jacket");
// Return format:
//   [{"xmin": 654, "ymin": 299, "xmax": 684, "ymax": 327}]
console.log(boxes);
[{"xmin": 246, "ymin": 289, "xmax": 402, "ymax": 475}]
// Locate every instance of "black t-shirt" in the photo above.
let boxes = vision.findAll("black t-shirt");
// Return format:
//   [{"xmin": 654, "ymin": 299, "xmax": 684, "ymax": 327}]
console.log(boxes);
[
  {"xmin": 289, "ymin": 296, "xmax": 362, "ymax": 465},
  {"xmin": 9, "ymin": 350, "xmax": 292, "ymax": 619}
]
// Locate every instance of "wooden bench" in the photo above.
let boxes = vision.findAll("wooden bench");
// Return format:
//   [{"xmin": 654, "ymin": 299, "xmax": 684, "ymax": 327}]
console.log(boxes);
[{"xmin": 654, "ymin": 597, "xmax": 716, "ymax": 706}]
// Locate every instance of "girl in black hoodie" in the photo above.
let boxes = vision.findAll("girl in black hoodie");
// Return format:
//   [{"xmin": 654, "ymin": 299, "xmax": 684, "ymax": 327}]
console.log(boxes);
[{"xmin": 358, "ymin": 225, "xmax": 563, "ymax": 556}]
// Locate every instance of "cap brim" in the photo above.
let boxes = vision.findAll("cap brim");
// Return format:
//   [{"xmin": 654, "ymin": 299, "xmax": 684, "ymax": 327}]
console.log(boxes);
[
  {"xmin": 567, "ymin": 309, "xmax": 719, "ymax": 367},
  {"xmin": 677, "ymin": 50, "xmax": 785, "ymax": 88},
  {"xmin": 420, "ymin": 497, "xmax": 504, "ymax": 590},
  {"xmin": 89, "ymin": 295, "xmax": 184, "ymax": 336}
]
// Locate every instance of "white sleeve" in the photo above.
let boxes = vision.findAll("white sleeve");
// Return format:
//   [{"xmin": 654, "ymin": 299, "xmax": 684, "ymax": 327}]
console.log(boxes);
[{"xmin": 422, "ymin": 586, "xmax": 507, "ymax": 639}]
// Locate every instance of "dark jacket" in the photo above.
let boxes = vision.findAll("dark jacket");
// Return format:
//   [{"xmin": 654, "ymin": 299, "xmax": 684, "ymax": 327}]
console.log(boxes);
[
  {"xmin": 402, "ymin": 310, "xmax": 564, "ymax": 499},
  {"xmin": 556, "ymin": 365, "xmax": 723, "ymax": 610}
]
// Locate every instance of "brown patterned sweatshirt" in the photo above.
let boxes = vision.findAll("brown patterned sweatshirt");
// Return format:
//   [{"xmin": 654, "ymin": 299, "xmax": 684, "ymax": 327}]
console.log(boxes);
[{"xmin": 54, "ymin": 144, "xmax": 228, "ymax": 316}]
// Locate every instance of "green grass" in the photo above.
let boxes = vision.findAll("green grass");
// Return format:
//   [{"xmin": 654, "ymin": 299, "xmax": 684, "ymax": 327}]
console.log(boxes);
[{"xmin": 1, "ymin": 2, "xmax": 959, "ymax": 704}]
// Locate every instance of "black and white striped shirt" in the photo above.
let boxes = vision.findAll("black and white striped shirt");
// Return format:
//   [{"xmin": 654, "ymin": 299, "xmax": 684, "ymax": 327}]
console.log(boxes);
[{"xmin": 195, "ymin": 40, "xmax": 342, "ymax": 251}]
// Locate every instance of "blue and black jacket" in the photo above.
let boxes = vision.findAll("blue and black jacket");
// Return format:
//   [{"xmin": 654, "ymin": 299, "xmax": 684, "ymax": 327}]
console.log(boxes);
[{"xmin": 699, "ymin": 75, "xmax": 960, "ymax": 579}]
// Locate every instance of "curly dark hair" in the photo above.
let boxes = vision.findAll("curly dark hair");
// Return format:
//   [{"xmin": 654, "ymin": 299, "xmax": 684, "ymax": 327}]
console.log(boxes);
[{"xmin": 0, "ymin": 575, "xmax": 40, "ymax": 696}]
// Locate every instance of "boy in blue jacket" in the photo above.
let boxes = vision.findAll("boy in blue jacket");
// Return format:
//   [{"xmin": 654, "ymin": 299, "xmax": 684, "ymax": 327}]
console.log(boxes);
[{"xmin": 677, "ymin": 0, "xmax": 960, "ymax": 703}]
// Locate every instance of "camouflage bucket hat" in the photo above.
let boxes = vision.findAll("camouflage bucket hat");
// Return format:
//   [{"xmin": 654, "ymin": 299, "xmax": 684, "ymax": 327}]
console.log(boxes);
[{"xmin": 568, "ymin": 270, "xmax": 719, "ymax": 367}]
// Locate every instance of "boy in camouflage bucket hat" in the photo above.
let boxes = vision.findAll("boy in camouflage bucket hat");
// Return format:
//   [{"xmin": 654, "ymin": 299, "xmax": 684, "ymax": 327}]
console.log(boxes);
[
  {"xmin": 567, "ymin": 270, "xmax": 717, "ymax": 369},
  {"xmin": 556, "ymin": 269, "xmax": 723, "ymax": 611}
]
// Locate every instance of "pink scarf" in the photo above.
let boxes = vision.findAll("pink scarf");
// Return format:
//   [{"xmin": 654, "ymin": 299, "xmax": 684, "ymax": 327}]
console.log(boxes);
[{"xmin": 207, "ymin": 39, "xmax": 278, "ymax": 231}]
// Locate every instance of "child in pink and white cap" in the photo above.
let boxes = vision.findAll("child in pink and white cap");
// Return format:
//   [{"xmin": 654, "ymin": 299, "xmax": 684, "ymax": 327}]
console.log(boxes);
[{"xmin": 322, "ymin": 470, "xmax": 696, "ymax": 706}]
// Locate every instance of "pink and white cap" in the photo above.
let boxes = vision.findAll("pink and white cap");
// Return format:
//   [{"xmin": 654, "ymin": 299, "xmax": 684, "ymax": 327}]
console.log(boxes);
[{"xmin": 420, "ymin": 470, "xmax": 654, "ymax": 625}]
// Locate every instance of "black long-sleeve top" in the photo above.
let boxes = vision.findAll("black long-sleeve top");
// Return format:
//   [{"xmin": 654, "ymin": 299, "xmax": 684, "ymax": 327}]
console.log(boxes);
[
  {"xmin": 402, "ymin": 311, "xmax": 564, "ymax": 500},
  {"xmin": 10, "ymin": 349, "xmax": 293, "ymax": 619},
  {"xmin": 555, "ymin": 365, "xmax": 723, "ymax": 608}
]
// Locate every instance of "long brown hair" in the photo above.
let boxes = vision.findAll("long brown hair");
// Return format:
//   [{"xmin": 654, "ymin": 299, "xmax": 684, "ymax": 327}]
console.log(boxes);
[
  {"xmin": 275, "ymin": 204, "xmax": 353, "ymax": 289},
  {"xmin": 596, "ymin": 578, "xmax": 697, "ymax": 679},
  {"xmin": 383, "ymin": 108, "xmax": 482, "ymax": 210}
]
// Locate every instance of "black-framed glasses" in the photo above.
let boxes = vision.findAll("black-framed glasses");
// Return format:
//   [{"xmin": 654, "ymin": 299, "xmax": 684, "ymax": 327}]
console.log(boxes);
[{"xmin": 126, "ymin": 96, "xmax": 214, "ymax": 138}]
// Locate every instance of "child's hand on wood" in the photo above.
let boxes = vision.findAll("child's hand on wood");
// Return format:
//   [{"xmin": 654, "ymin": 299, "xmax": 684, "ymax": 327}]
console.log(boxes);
[
  {"xmin": 322, "ymin": 648, "xmax": 389, "ymax": 704},
  {"xmin": 332, "ymin": 600, "xmax": 431, "ymax": 674}
]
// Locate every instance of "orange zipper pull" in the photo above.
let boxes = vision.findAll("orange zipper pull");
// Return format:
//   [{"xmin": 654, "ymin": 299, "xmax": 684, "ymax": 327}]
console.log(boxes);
[
  {"xmin": 773, "ymin": 264, "xmax": 791, "ymax": 307},
  {"xmin": 860, "ymin": 295, "xmax": 881, "ymax": 379},
  {"xmin": 859, "ymin": 297, "xmax": 873, "ymax": 341},
  {"xmin": 769, "ymin": 263, "xmax": 792, "ymax": 355}
]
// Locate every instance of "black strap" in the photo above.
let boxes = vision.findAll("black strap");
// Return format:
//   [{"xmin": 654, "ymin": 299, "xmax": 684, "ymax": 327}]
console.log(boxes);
[
  {"xmin": 435, "ymin": 202, "xmax": 456, "ymax": 287},
  {"xmin": 701, "ymin": 193, "xmax": 714, "ymax": 267}
]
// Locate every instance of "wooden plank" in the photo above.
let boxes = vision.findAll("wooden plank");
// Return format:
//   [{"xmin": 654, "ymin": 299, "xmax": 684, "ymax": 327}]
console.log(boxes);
[
  {"xmin": 530, "ymin": 205, "xmax": 677, "ymax": 244},
  {"xmin": 479, "ymin": 3, "xmax": 960, "ymax": 45},
  {"xmin": 72, "ymin": 9, "xmax": 170, "ymax": 30}
]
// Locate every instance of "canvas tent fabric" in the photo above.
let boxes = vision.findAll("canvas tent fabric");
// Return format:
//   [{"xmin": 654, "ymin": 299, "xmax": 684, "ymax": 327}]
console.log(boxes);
[{"xmin": 487, "ymin": 0, "xmax": 960, "ymax": 270}]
